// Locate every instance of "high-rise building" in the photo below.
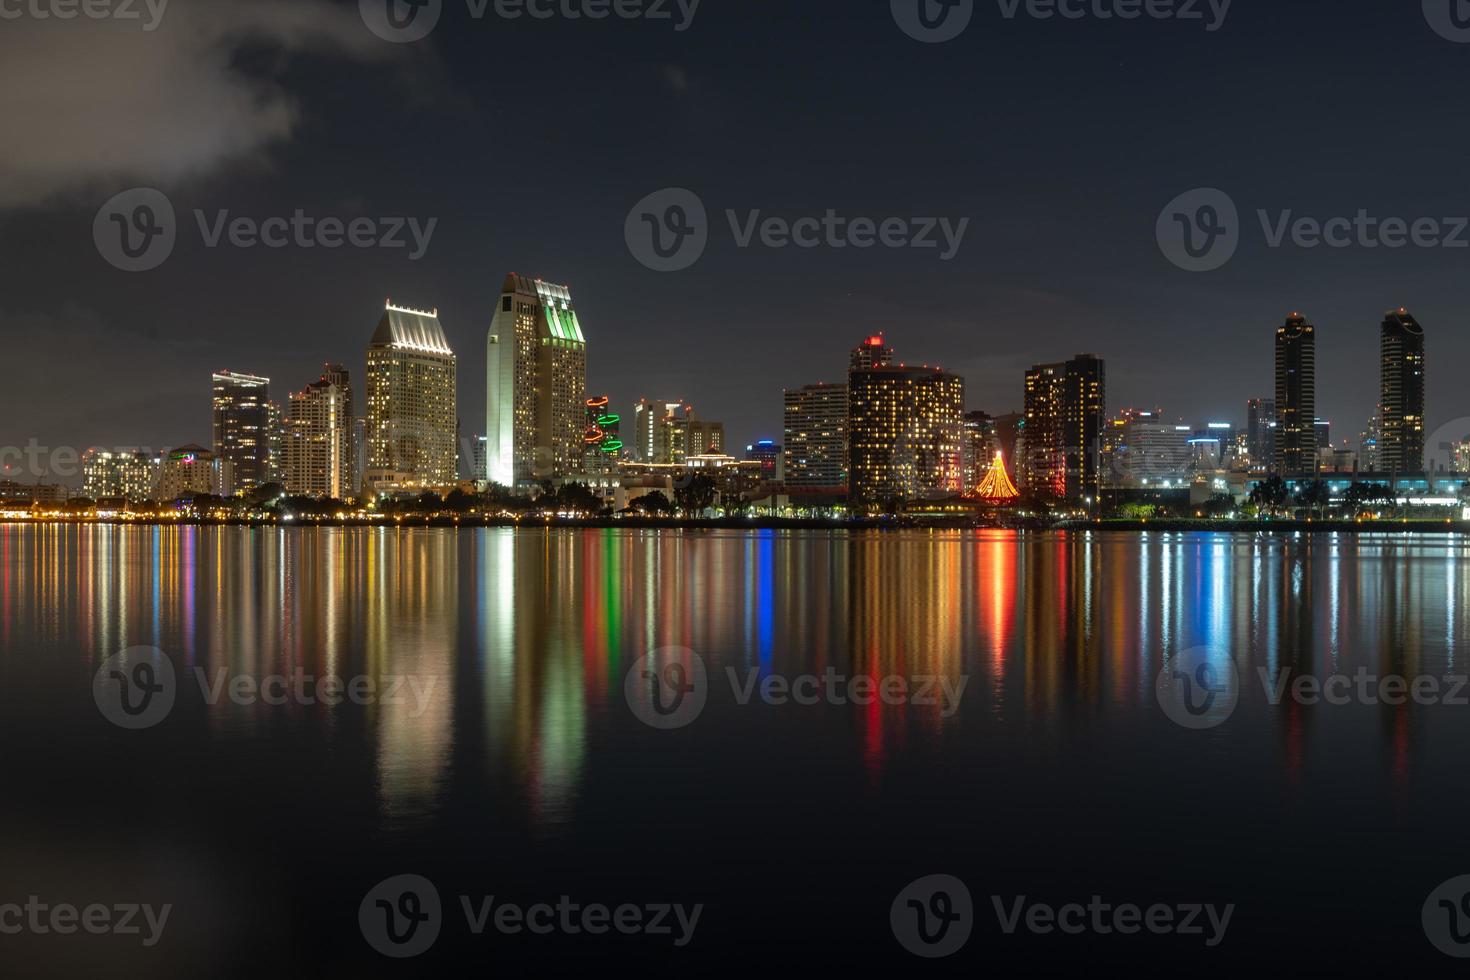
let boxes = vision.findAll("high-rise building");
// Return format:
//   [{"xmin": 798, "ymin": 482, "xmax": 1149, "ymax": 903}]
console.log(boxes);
[
  {"xmin": 848, "ymin": 364, "xmax": 964, "ymax": 504},
  {"xmin": 155, "ymin": 445, "xmax": 234, "ymax": 501},
  {"xmin": 783, "ymin": 383, "xmax": 848, "ymax": 494},
  {"xmin": 632, "ymin": 400, "xmax": 689, "ymax": 463},
  {"xmin": 364, "ymin": 302, "xmax": 458, "ymax": 492},
  {"xmin": 1023, "ymin": 364, "xmax": 1065, "ymax": 496},
  {"xmin": 582, "ymin": 396, "xmax": 624, "ymax": 473},
  {"xmin": 1062, "ymin": 354, "xmax": 1105, "ymax": 499},
  {"xmin": 1101, "ymin": 410, "xmax": 1191, "ymax": 488},
  {"xmin": 744, "ymin": 440, "xmax": 782, "ymax": 481},
  {"xmin": 1246, "ymin": 398, "xmax": 1276, "ymax": 469},
  {"xmin": 266, "ymin": 401, "xmax": 285, "ymax": 486},
  {"xmin": 82, "ymin": 449, "xmax": 159, "ymax": 501},
  {"xmin": 962, "ymin": 410, "xmax": 997, "ymax": 493},
  {"xmin": 284, "ymin": 364, "xmax": 354, "ymax": 499},
  {"xmin": 485, "ymin": 274, "xmax": 587, "ymax": 486},
  {"xmin": 211, "ymin": 371, "xmax": 270, "ymax": 493},
  {"xmin": 1274, "ymin": 313, "xmax": 1317, "ymax": 477},
  {"xmin": 1023, "ymin": 355, "xmax": 1106, "ymax": 499},
  {"xmin": 850, "ymin": 335, "xmax": 893, "ymax": 372},
  {"xmin": 1359, "ymin": 407, "xmax": 1382, "ymax": 473},
  {"xmin": 1380, "ymin": 308, "xmax": 1426, "ymax": 475},
  {"xmin": 668, "ymin": 416, "xmax": 724, "ymax": 462}
]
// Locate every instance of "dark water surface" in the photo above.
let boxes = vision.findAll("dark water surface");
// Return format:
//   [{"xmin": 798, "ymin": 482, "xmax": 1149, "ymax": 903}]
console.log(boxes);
[{"xmin": 2, "ymin": 524, "xmax": 1469, "ymax": 974}]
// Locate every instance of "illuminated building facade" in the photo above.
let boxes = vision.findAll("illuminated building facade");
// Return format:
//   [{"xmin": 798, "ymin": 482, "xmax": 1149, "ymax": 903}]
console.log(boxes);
[
  {"xmin": 155, "ymin": 444, "xmax": 234, "ymax": 501},
  {"xmin": 1246, "ymin": 398, "xmax": 1276, "ymax": 470},
  {"xmin": 962, "ymin": 410, "xmax": 997, "ymax": 492},
  {"xmin": 365, "ymin": 302, "xmax": 458, "ymax": 492},
  {"xmin": 1023, "ymin": 355, "xmax": 1105, "ymax": 499},
  {"xmin": 583, "ymin": 396, "xmax": 624, "ymax": 472},
  {"xmin": 1380, "ymin": 308, "xmax": 1426, "ymax": 474},
  {"xmin": 632, "ymin": 400, "xmax": 688, "ymax": 463},
  {"xmin": 669, "ymin": 417, "xmax": 724, "ymax": 462},
  {"xmin": 848, "ymin": 365, "xmax": 964, "ymax": 504},
  {"xmin": 485, "ymin": 274, "xmax": 587, "ymax": 486},
  {"xmin": 1101, "ymin": 410, "xmax": 1191, "ymax": 488},
  {"xmin": 744, "ymin": 440, "xmax": 782, "ymax": 481},
  {"xmin": 211, "ymin": 370, "xmax": 270, "ymax": 492},
  {"xmin": 285, "ymin": 364, "xmax": 354, "ymax": 499},
  {"xmin": 783, "ymin": 382, "xmax": 848, "ymax": 495},
  {"xmin": 1274, "ymin": 313, "xmax": 1316, "ymax": 477},
  {"xmin": 850, "ymin": 335, "xmax": 893, "ymax": 371},
  {"xmin": 1023, "ymin": 363, "xmax": 1064, "ymax": 495},
  {"xmin": 82, "ymin": 449, "xmax": 159, "ymax": 501}
]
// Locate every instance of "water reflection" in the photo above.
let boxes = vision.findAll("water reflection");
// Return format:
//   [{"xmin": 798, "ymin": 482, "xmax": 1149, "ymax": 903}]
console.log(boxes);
[{"xmin": 3, "ymin": 524, "xmax": 1470, "ymax": 827}]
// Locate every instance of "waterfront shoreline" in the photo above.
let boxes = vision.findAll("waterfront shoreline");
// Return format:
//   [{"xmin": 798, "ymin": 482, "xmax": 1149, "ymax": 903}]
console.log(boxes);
[{"xmin": 4, "ymin": 517, "xmax": 1469, "ymax": 533}]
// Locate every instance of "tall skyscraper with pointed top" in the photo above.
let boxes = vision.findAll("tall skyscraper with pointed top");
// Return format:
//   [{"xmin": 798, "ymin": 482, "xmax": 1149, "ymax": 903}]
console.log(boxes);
[
  {"xmin": 1274, "ymin": 313, "xmax": 1316, "ymax": 477},
  {"xmin": 364, "ymin": 302, "xmax": 457, "ymax": 492},
  {"xmin": 485, "ymin": 274, "xmax": 588, "ymax": 486},
  {"xmin": 1379, "ymin": 308, "xmax": 1425, "ymax": 475}
]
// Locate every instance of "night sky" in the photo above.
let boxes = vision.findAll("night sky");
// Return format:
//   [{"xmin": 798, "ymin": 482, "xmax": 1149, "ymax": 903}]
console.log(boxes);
[{"xmin": 4, "ymin": 0, "xmax": 1470, "ymax": 476}]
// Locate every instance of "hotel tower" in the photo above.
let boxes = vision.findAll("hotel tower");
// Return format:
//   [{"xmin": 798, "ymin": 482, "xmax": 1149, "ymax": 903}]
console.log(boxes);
[
  {"xmin": 485, "ymin": 274, "xmax": 588, "ymax": 486},
  {"xmin": 364, "ymin": 302, "xmax": 458, "ymax": 492}
]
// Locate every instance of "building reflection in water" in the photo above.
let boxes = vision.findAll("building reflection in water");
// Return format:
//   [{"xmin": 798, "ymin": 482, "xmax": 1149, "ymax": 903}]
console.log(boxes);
[{"xmin": 5, "ymin": 525, "xmax": 1470, "ymax": 824}]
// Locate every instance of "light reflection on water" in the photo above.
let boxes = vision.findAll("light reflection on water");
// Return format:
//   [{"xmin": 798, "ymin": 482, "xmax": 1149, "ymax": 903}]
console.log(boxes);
[{"xmin": 3, "ymin": 524, "xmax": 1470, "ymax": 826}]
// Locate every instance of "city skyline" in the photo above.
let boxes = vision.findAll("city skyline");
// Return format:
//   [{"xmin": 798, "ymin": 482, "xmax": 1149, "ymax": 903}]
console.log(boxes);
[{"xmin": 8, "ymin": 6, "xmax": 1470, "ymax": 468}]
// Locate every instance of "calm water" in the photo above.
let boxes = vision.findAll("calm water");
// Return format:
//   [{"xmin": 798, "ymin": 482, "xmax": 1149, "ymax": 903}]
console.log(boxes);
[{"xmin": 2, "ymin": 524, "xmax": 1469, "ymax": 974}]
